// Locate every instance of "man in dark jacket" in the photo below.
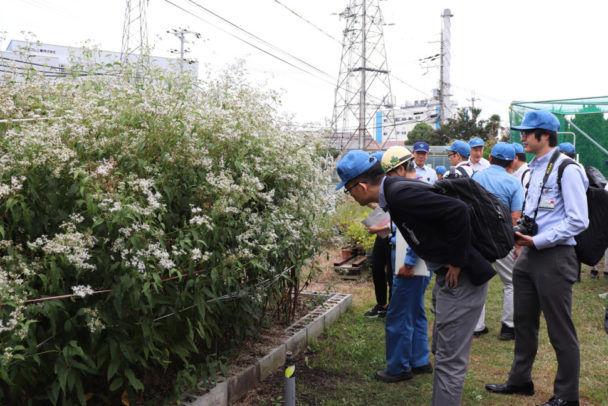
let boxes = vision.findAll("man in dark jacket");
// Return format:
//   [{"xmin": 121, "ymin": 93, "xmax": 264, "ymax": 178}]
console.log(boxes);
[{"xmin": 336, "ymin": 150, "xmax": 494, "ymax": 406}]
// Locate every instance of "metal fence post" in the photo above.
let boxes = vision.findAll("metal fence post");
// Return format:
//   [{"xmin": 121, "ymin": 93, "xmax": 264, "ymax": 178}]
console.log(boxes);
[{"xmin": 284, "ymin": 351, "xmax": 295, "ymax": 406}]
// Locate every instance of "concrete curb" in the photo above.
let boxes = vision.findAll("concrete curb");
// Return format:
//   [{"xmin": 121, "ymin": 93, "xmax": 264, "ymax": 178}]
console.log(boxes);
[{"xmin": 179, "ymin": 291, "xmax": 351, "ymax": 406}]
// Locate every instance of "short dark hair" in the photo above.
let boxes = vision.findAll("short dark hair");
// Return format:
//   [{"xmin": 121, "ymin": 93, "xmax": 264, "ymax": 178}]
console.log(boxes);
[
  {"xmin": 351, "ymin": 161, "xmax": 385, "ymax": 186},
  {"xmin": 490, "ymin": 156, "xmax": 512, "ymax": 168},
  {"xmin": 516, "ymin": 153, "xmax": 527, "ymax": 162},
  {"xmin": 530, "ymin": 128, "xmax": 558, "ymax": 147}
]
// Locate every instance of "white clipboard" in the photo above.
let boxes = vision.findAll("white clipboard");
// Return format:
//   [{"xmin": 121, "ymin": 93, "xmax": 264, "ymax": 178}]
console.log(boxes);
[{"xmin": 394, "ymin": 229, "xmax": 430, "ymax": 277}]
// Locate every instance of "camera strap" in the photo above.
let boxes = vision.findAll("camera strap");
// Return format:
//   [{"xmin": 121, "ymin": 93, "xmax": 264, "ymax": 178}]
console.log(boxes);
[{"xmin": 521, "ymin": 148, "xmax": 562, "ymax": 222}]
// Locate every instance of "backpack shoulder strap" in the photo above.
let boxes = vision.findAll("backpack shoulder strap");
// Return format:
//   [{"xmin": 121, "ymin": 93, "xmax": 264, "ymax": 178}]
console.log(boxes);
[
  {"xmin": 520, "ymin": 168, "xmax": 530, "ymax": 185},
  {"xmin": 456, "ymin": 166, "xmax": 469, "ymax": 177},
  {"xmin": 556, "ymin": 159, "xmax": 576, "ymax": 192}
]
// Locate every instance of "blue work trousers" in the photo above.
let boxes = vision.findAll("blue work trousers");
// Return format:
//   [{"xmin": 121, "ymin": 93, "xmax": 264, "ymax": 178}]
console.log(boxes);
[{"xmin": 385, "ymin": 273, "xmax": 432, "ymax": 374}]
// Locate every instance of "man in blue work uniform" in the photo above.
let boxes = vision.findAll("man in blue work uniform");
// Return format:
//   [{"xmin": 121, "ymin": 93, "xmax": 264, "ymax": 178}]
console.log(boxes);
[
  {"xmin": 335, "ymin": 149, "xmax": 494, "ymax": 405},
  {"xmin": 444, "ymin": 140, "xmax": 473, "ymax": 177},
  {"xmin": 375, "ymin": 146, "xmax": 433, "ymax": 383},
  {"xmin": 472, "ymin": 143, "xmax": 524, "ymax": 340},
  {"xmin": 486, "ymin": 110, "xmax": 589, "ymax": 406},
  {"xmin": 469, "ymin": 137, "xmax": 491, "ymax": 172},
  {"xmin": 411, "ymin": 141, "xmax": 438, "ymax": 183}
]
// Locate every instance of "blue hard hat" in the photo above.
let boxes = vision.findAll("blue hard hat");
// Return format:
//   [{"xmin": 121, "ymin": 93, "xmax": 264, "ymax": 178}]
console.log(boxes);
[
  {"xmin": 511, "ymin": 143, "xmax": 525, "ymax": 154},
  {"xmin": 469, "ymin": 137, "xmax": 484, "ymax": 148},
  {"xmin": 511, "ymin": 110, "xmax": 560, "ymax": 132},
  {"xmin": 335, "ymin": 150, "xmax": 378, "ymax": 190},
  {"xmin": 558, "ymin": 142, "xmax": 576, "ymax": 154},
  {"xmin": 491, "ymin": 142, "xmax": 515, "ymax": 161},
  {"xmin": 445, "ymin": 140, "xmax": 471, "ymax": 158}
]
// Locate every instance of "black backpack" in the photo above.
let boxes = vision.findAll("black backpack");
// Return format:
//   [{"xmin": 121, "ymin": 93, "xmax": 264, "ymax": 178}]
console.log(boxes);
[
  {"xmin": 557, "ymin": 161, "xmax": 608, "ymax": 266},
  {"xmin": 433, "ymin": 177, "xmax": 514, "ymax": 262}
]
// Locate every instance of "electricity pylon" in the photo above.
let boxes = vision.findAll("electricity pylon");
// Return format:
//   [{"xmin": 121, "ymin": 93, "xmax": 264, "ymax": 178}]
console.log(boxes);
[
  {"xmin": 121, "ymin": 0, "xmax": 149, "ymax": 68},
  {"xmin": 331, "ymin": 0, "xmax": 396, "ymax": 152}
]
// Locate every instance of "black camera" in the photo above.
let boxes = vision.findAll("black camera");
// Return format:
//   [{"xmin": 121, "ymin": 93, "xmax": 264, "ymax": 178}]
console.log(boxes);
[{"xmin": 514, "ymin": 215, "xmax": 538, "ymax": 237}]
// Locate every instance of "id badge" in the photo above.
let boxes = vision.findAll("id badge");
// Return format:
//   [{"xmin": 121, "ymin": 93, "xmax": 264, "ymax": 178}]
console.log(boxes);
[{"xmin": 539, "ymin": 198, "xmax": 555, "ymax": 210}]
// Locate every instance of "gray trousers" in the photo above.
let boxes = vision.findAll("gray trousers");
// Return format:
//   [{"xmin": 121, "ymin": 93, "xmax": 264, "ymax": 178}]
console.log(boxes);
[
  {"xmin": 431, "ymin": 271, "xmax": 488, "ymax": 406},
  {"xmin": 475, "ymin": 248, "xmax": 516, "ymax": 331},
  {"xmin": 508, "ymin": 245, "xmax": 579, "ymax": 401}
]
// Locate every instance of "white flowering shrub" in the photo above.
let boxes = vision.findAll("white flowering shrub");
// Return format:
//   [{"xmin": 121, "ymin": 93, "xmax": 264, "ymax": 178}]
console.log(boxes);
[{"xmin": 0, "ymin": 59, "xmax": 331, "ymax": 404}]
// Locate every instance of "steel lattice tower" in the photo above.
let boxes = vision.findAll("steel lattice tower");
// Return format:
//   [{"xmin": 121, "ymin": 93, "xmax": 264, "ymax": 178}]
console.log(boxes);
[
  {"xmin": 121, "ymin": 0, "xmax": 149, "ymax": 67},
  {"xmin": 331, "ymin": 0, "xmax": 396, "ymax": 152}
]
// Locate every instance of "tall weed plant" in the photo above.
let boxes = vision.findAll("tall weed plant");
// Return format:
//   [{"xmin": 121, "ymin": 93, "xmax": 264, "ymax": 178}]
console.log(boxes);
[{"xmin": 0, "ymin": 53, "xmax": 332, "ymax": 404}]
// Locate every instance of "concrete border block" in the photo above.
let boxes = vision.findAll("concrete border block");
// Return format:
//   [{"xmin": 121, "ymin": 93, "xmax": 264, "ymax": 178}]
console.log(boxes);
[
  {"xmin": 258, "ymin": 344, "xmax": 285, "ymax": 381},
  {"xmin": 183, "ymin": 381, "xmax": 227, "ymax": 406},
  {"xmin": 284, "ymin": 327, "xmax": 307, "ymax": 355},
  {"xmin": 306, "ymin": 314, "xmax": 325, "ymax": 344},
  {"xmin": 227, "ymin": 364, "xmax": 259, "ymax": 404}
]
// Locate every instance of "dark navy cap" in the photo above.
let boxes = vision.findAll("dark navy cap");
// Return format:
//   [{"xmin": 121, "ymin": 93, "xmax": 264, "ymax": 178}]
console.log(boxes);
[
  {"xmin": 445, "ymin": 140, "xmax": 471, "ymax": 158},
  {"xmin": 491, "ymin": 142, "xmax": 515, "ymax": 161},
  {"xmin": 413, "ymin": 142, "xmax": 430, "ymax": 153},
  {"xmin": 336, "ymin": 150, "xmax": 378, "ymax": 190},
  {"xmin": 511, "ymin": 110, "xmax": 560, "ymax": 132}
]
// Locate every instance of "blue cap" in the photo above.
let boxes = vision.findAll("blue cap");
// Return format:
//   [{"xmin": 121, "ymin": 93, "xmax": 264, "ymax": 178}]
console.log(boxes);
[
  {"xmin": 335, "ymin": 150, "xmax": 378, "ymax": 190},
  {"xmin": 435, "ymin": 165, "xmax": 447, "ymax": 175},
  {"xmin": 511, "ymin": 143, "xmax": 525, "ymax": 154},
  {"xmin": 511, "ymin": 110, "xmax": 560, "ymax": 132},
  {"xmin": 491, "ymin": 142, "xmax": 515, "ymax": 161},
  {"xmin": 558, "ymin": 142, "xmax": 576, "ymax": 154},
  {"xmin": 413, "ymin": 142, "xmax": 430, "ymax": 153},
  {"xmin": 445, "ymin": 140, "xmax": 471, "ymax": 158},
  {"xmin": 469, "ymin": 137, "xmax": 484, "ymax": 148},
  {"xmin": 370, "ymin": 151, "xmax": 384, "ymax": 162}
]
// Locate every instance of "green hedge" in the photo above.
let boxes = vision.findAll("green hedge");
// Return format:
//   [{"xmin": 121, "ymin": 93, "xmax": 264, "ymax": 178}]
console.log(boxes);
[{"xmin": 0, "ymin": 62, "xmax": 331, "ymax": 404}]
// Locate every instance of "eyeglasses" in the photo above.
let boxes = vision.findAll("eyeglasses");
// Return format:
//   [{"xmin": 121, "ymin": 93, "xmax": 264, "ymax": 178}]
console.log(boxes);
[
  {"xmin": 448, "ymin": 152, "xmax": 457, "ymax": 157},
  {"xmin": 344, "ymin": 181, "xmax": 367, "ymax": 195}
]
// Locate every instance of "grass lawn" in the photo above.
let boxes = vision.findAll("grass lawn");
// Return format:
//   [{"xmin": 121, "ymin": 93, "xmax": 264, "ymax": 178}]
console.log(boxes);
[{"xmin": 244, "ymin": 258, "xmax": 608, "ymax": 406}]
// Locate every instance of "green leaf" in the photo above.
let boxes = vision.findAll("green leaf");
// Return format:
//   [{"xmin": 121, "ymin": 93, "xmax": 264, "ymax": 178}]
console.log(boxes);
[
  {"xmin": 109, "ymin": 376, "xmax": 123, "ymax": 392},
  {"xmin": 124, "ymin": 368, "xmax": 144, "ymax": 391},
  {"xmin": 107, "ymin": 354, "xmax": 120, "ymax": 380}
]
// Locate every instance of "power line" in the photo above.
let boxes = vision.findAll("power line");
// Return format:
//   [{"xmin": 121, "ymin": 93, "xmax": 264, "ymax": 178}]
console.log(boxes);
[
  {"xmin": 270, "ymin": 0, "xmax": 341, "ymax": 45},
  {"xmin": 185, "ymin": 0, "xmax": 335, "ymax": 80},
  {"xmin": 162, "ymin": 0, "xmax": 335, "ymax": 87}
]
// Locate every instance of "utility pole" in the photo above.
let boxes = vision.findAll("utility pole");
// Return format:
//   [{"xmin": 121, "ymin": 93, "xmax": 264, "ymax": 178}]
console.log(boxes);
[
  {"xmin": 439, "ymin": 8, "xmax": 453, "ymax": 124},
  {"xmin": 331, "ymin": 0, "xmax": 396, "ymax": 152},
  {"xmin": 467, "ymin": 93, "xmax": 480, "ymax": 109},
  {"xmin": 121, "ymin": 0, "xmax": 149, "ymax": 68},
  {"xmin": 167, "ymin": 28, "xmax": 201, "ymax": 71}
]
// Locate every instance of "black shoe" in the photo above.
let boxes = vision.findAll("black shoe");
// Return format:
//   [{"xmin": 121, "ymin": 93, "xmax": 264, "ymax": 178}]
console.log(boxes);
[
  {"xmin": 536, "ymin": 396, "xmax": 579, "ymax": 406},
  {"xmin": 375, "ymin": 368, "xmax": 413, "ymax": 383},
  {"xmin": 412, "ymin": 363, "xmax": 433, "ymax": 374},
  {"xmin": 485, "ymin": 381, "xmax": 535, "ymax": 396},
  {"xmin": 590, "ymin": 269, "xmax": 599, "ymax": 279},
  {"xmin": 499, "ymin": 323, "xmax": 515, "ymax": 340},
  {"xmin": 364, "ymin": 305, "xmax": 385, "ymax": 318},
  {"xmin": 604, "ymin": 308, "xmax": 608, "ymax": 334},
  {"xmin": 473, "ymin": 326, "xmax": 489, "ymax": 338}
]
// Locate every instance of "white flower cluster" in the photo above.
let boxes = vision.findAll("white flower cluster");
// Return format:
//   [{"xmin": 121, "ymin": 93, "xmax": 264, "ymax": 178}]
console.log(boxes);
[
  {"xmin": 0, "ymin": 176, "xmax": 26, "ymax": 199},
  {"xmin": 122, "ymin": 242, "xmax": 175, "ymax": 274},
  {"xmin": 71, "ymin": 285, "xmax": 94, "ymax": 298},
  {"xmin": 29, "ymin": 221, "xmax": 96, "ymax": 271},
  {"xmin": 83, "ymin": 308, "xmax": 105, "ymax": 333},
  {"xmin": 95, "ymin": 158, "xmax": 115, "ymax": 177}
]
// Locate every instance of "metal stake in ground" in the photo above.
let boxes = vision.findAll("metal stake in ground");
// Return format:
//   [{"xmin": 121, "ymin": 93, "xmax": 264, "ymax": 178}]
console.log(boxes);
[{"xmin": 284, "ymin": 351, "xmax": 296, "ymax": 406}]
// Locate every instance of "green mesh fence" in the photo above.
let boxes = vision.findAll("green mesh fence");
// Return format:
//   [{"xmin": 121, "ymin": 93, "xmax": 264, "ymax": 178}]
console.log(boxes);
[{"xmin": 509, "ymin": 97, "xmax": 608, "ymax": 176}]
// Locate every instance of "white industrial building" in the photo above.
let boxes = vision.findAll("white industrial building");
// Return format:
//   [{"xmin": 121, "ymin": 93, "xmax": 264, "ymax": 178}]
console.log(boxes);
[{"xmin": 0, "ymin": 40, "xmax": 198, "ymax": 79}]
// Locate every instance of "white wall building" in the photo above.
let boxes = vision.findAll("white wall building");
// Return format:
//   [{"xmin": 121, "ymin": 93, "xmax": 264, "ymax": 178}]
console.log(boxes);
[{"xmin": 1, "ymin": 40, "xmax": 198, "ymax": 79}]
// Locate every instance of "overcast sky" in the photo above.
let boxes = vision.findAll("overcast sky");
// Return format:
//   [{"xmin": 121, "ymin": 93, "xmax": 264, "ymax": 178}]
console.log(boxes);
[{"xmin": 2, "ymin": 0, "xmax": 608, "ymax": 126}]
